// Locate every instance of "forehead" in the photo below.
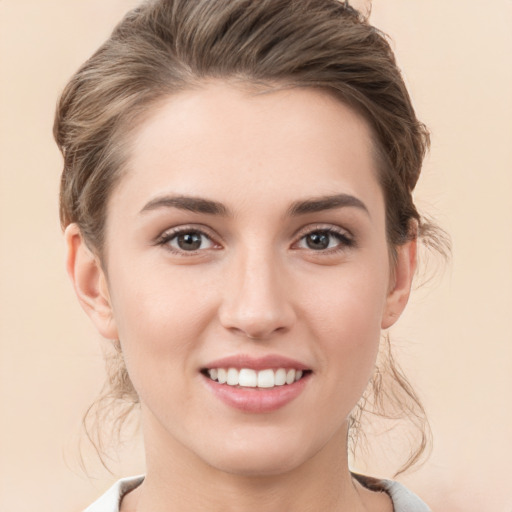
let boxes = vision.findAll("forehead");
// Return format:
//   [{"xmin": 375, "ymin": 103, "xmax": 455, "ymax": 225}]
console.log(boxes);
[{"xmin": 111, "ymin": 82, "xmax": 383, "ymax": 219}]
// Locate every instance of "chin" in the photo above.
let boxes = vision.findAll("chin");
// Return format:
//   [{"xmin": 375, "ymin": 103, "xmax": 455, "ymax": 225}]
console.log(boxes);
[
  {"xmin": 212, "ymin": 453, "xmax": 304, "ymax": 477},
  {"xmin": 200, "ymin": 430, "xmax": 322, "ymax": 477}
]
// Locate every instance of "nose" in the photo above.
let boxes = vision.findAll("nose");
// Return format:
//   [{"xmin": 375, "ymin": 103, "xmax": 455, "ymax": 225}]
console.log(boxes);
[{"xmin": 218, "ymin": 249, "xmax": 296, "ymax": 340}]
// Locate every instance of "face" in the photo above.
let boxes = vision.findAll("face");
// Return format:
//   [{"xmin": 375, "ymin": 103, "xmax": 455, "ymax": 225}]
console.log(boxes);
[{"xmin": 68, "ymin": 82, "xmax": 415, "ymax": 477}]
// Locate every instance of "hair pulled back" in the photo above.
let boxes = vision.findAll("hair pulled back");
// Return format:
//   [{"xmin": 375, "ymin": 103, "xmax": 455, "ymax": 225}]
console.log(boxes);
[{"xmin": 55, "ymin": 0, "xmax": 445, "ymax": 474}]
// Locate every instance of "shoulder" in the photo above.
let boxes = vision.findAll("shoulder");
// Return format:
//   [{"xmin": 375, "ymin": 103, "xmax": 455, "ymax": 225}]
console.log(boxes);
[
  {"xmin": 83, "ymin": 475, "xmax": 144, "ymax": 512},
  {"xmin": 352, "ymin": 473, "xmax": 433, "ymax": 512}
]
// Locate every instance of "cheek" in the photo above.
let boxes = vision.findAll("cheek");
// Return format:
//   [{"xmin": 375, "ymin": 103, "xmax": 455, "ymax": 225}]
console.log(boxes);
[
  {"xmin": 303, "ymin": 259, "xmax": 389, "ymax": 339},
  {"xmin": 302, "ymin": 265, "xmax": 388, "ymax": 395},
  {"xmin": 105, "ymin": 267, "xmax": 201, "ymax": 385},
  {"xmin": 109, "ymin": 256, "xmax": 209, "ymax": 335},
  {"xmin": 320, "ymin": 293, "xmax": 383, "ymax": 373}
]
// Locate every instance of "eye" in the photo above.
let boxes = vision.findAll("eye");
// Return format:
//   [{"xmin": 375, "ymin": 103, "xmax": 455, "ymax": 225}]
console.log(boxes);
[
  {"xmin": 296, "ymin": 228, "xmax": 354, "ymax": 251},
  {"xmin": 158, "ymin": 228, "xmax": 217, "ymax": 253}
]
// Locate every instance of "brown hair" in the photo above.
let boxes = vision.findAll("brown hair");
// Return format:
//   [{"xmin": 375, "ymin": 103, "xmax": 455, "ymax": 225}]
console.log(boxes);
[{"xmin": 54, "ymin": 0, "xmax": 448, "ymax": 474}]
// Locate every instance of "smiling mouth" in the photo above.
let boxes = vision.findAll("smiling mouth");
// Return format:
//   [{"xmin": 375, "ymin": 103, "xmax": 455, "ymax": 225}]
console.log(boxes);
[{"xmin": 201, "ymin": 368, "xmax": 311, "ymax": 389}]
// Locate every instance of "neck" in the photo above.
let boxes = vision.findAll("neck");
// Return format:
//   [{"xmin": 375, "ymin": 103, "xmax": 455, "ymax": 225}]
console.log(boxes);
[{"xmin": 123, "ymin": 410, "xmax": 384, "ymax": 512}]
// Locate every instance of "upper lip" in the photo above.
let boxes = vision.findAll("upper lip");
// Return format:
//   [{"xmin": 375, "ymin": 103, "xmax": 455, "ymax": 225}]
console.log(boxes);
[{"xmin": 203, "ymin": 354, "xmax": 311, "ymax": 371}]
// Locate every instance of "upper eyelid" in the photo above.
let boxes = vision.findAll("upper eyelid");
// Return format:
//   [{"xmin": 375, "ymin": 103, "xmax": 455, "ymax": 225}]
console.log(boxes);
[
  {"xmin": 157, "ymin": 224, "xmax": 219, "ymax": 242},
  {"xmin": 293, "ymin": 223, "xmax": 353, "ymax": 239}
]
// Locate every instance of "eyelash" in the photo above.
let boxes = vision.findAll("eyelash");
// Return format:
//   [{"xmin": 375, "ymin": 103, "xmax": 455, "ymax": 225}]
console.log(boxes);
[
  {"xmin": 294, "ymin": 225, "xmax": 355, "ymax": 254},
  {"xmin": 156, "ymin": 226, "xmax": 219, "ymax": 255},
  {"xmin": 156, "ymin": 225, "xmax": 355, "ymax": 256}
]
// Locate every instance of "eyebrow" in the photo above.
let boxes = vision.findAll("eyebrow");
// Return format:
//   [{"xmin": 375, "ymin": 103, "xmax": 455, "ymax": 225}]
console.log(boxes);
[
  {"xmin": 139, "ymin": 193, "xmax": 369, "ymax": 217},
  {"xmin": 140, "ymin": 195, "xmax": 230, "ymax": 216},
  {"xmin": 287, "ymin": 193, "xmax": 370, "ymax": 217}
]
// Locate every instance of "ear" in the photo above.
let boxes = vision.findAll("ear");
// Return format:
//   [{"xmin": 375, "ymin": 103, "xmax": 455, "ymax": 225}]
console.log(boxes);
[
  {"xmin": 381, "ymin": 236, "xmax": 417, "ymax": 330},
  {"xmin": 65, "ymin": 224, "xmax": 119, "ymax": 340}
]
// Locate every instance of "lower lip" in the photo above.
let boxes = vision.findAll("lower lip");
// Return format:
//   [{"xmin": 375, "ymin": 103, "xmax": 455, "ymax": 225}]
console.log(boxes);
[{"xmin": 202, "ymin": 374, "xmax": 310, "ymax": 413}]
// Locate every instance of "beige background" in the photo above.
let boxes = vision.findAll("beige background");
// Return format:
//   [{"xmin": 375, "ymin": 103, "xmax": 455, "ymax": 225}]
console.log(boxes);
[{"xmin": 1, "ymin": 1, "xmax": 511, "ymax": 511}]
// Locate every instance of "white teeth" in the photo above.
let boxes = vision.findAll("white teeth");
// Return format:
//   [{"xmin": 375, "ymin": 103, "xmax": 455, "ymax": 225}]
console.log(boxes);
[
  {"xmin": 217, "ymin": 368, "xmax": 227, "ymax": 384},
  {"xmin": 206, "ymin": 367, "xmax": 307, "ymax": 388},
  {"xmin": 275, "ymin": 368, "xmax": 287, "ymax": 386},
  {"xmin": 227, "ymin": 368, "xmax": 239, "ymax": 386},
  {"xmin": 257, "ymin": 369, "xmax": 275, "ymax": 388},
  {"xmin": 238, "ymin": 369, "xmax": 257, "ymax": 387}
]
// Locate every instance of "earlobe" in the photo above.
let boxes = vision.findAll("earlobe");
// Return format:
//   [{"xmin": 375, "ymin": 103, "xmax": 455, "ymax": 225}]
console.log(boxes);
[
  {"xmin": 381, "ymin": 236, "xmax": 417, "ymax": 330},
  {"xmin": 65, "ymin": 224, "xmax": 118, "ymax": 340}
]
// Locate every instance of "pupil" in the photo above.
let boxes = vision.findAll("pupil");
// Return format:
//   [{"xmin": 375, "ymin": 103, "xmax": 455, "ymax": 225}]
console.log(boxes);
[
  {"xmin": 178, "ymin": 232, "xmax": 202, "ymax": 250},
  {"xmin": 307, "ymin": 232, "xmax": 329, "ymax": 250}
]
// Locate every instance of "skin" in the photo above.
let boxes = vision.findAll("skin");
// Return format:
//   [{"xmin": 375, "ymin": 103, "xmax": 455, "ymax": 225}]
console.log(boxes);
[{"xmin": 66, "ymin": 82, "xmax": 416, "ymax": 512}]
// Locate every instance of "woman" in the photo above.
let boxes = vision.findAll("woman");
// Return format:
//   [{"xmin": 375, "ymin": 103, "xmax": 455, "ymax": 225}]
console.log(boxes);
[{"xmin": 54, "ymin": 0, "xmax": 444, "ymax": 510}]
